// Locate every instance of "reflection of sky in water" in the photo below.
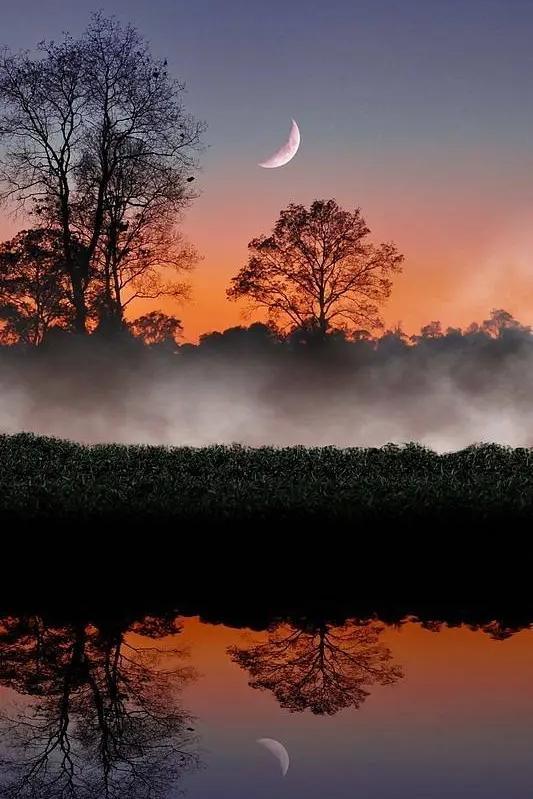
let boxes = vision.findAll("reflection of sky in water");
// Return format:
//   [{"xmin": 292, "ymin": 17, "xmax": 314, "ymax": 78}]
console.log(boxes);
[
  {"xmin": 178, "ymin": 619, "xmax": 533, "ymax": 799},
  {"xmin": 1, "ymin": 616, "xmax": 533, "ymax": 798}
]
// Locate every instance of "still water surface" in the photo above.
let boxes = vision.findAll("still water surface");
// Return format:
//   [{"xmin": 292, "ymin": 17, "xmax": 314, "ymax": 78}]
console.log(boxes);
[{"xmin": 0, "ymin": 613, "xmax": 532, "ymax": 797}]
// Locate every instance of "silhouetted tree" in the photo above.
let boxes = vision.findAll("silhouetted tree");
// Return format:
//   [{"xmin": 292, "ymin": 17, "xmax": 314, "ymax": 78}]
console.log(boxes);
[
  {"xmin": 411, "ymin": 320, "xmax": 443, "ymax": 343},
  {"xmin": 78, "ymin": 130, "xmax": 198, "ymax": 324},
  {"xmin": 0, "ymin": 13, "xmax": 204, "ymax": 333},
  {"xmin": 0, "ymin": 229, "xmax": 72, "ymax": 344},
  {"xmin": 228, "ymin": 619, "xmax": 403, "ymax": 715},
  {"xmin": 481, "ymin": 308, "xmax": 531, "ymax": 338},
  {"xmin": 445, "ymin": 326, "xmax": 463, "ymax": 338},
  {"xmin": 0, "ymin": 615, "xmax": 199, "ymax": 798},
  {"xmin": 198, "ymin": 322, "xmax": 280, "ymax": 356},
  {"xmin": 376, "ymin": 323, "xmax": 409, "ymax": 355},
  {"xmin": 227, "ymin": 199, "xmax": 403, "ymax": 337},
  {"xmin": 129, "ymin": 311, "xmax": 183, "ymax": 346}
]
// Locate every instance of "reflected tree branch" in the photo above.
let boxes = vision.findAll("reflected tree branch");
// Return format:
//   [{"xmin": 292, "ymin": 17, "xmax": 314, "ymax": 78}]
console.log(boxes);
[
  {"xmin": 228, "ymin": 618, "xmax": 403, "ymax": 715},
  {"xmin": 0, "ymin": 616, "xmax": 200, "ymax": 798}
]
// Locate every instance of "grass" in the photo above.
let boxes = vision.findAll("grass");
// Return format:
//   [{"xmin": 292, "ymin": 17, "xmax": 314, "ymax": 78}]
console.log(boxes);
[{"xmin": 0, "ymin": 432, "xmax": 532, "ymax": 526}]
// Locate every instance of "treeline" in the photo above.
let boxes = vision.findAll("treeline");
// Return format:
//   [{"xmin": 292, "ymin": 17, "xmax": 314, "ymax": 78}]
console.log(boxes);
[
  {"xmin": 0, "ymin": 308, "xmax": 531, "ymax": 391},
  {"xmin": 0, "ymin": 602, "xmax": 531, "ymax": 639},
  {"xmin": 183, "ymin": 307, "xmax": 533, "ymax": 360},
  {"xmin": 0, "ymin": 306, "xmax": 527, "ymax": 357},
  {"xmin": 0, "ymin": 308, "xmax": 533, "ymax": 356}
]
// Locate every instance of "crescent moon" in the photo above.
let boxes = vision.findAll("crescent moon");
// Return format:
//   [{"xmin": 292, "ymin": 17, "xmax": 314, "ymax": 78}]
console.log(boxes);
[
  {"xmin": 256, "ymin": 738, "xmax": 290, "ymax": 776},
  {"xmin": 258, "ymin": 119, "xmax": 300, "ymax": 168}
]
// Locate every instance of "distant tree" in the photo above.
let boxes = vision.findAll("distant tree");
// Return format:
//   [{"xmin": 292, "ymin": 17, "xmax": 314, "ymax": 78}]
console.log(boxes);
[
  {"xmin": 129, "ymin": 311, "xmax": 183, "ymax": 346},
  {"xmin": 410, "ymin": 320, "xmax": 443, "ymax": 343},
  {"xmin": 480, "ymin": 308, "xmax": 530, "ymax": 338},
  {"xmin": 351, "ymin": 328, "xmax": 374, "ymax": 341},
  {"xmin": 0, "ymin": 229, "xmax": 72, "ymax": 345},
  {"xmin": 198, "ymin": 322, "xmax": 280, "ymax": 354},
  {"xmin": 420, "ymin": 320, "xmax": 442, "ymax": 339},
  {"xmin": 0, "ymin": 13, "xmax": 204, "ymax": 333},
  {"xmin": 376, "ymin": 323, "xmax": 409, "ymax": 355},
  {"xmin": 445, "ymin": 326, "xmax": 463, "ymax": 337},
  {"xmin": 227, "ymin": 199, "xmax": 403, "ymax": 337},
  {"xmin": 228, "ymin": 619, "xmax": 402, "ymax": 715}
]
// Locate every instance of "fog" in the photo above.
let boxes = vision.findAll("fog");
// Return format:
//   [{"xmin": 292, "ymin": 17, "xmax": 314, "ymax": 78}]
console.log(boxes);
[{"xmin": 1, "ymin": 322, "xmax": 533, "ymax": 453}]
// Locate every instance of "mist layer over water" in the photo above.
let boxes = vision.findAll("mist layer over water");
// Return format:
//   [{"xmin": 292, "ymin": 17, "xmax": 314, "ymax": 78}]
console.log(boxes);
[{"xmin": 1, "ymin": 327, "xmax": 533, "ymax": 452}]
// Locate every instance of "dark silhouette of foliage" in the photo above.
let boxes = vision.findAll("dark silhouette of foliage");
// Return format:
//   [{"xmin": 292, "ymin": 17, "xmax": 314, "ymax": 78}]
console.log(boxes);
[
  {"xmin": 480, "ymin": 308, "xmax": 531, "ymax": 338},
  {"xmin": 228, "ymin": 619, "xmax": 403, "ymax": 714},
  {"xmin": 411, "ymin": 320, "xmax": 442, "ymax": 343},
  {"xmin": 129, "ymin": 311, "xmax": 183, "ymax": 346},
  {"xmin": 227, "ymin": 199, "xmax": 403, "ymax": 336},
  {"xmin": 0, "ymin": 229, "xmax": 73, "ymax": 344},
  {"xmin": 198, "ymin": 322, "xmax": 280, "ymax": 356}
]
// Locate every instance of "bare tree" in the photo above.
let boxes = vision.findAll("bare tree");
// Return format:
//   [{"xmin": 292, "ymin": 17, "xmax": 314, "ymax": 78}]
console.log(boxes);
[
  {"xmin": 0, "ymin": 13, "xmax": 204, "ymax": 334},
  {"xmin": 228, "ymin": 618, "xmax": 403, "ymax": 715},
  {"xmin": 75, "ymin": 18, "xmax": 202, "ymax": 323},
  {"xmin": 0, "ymin": 36, "xmax": 89, "ymax": 332},
  {"xmin": 0, "ymin": 615, "xmax": 200, "ymax": 799},
  {"xmin": 227, "ymin": 199, "xmax": 403, "ymax": 337}
]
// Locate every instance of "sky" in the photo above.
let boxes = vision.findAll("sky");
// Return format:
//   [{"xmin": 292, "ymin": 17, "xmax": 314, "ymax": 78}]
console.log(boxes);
[
  {"xmin": 4, "ymin": 616, "xmax": 533, "ymax": 797},
  {"xmin": 132, "ymin": 619, "xmax": 533, "ymax": 797},
  {"xmin": 2, "ymin": 0, "xmax": 533, "ymax": 341}
]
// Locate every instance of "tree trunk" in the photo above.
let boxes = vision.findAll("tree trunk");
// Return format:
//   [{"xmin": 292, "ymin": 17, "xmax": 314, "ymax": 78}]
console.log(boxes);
[
  {"xmin": 112, "ymin": 258, "xmax": 123, "ymax": 322},
  {"xmin": 318, "ymin": 278, "xmax": 327, "ymax": 337},
  {"xmin": 60, "ymin": 182, "xmax": 88, "ymax": 335},
  {"xmin": 70, "ymin": 270, "xmax": 88, "ymax": 334}
]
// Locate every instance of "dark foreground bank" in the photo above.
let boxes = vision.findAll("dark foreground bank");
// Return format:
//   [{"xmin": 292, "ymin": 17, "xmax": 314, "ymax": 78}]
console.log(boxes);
[{"xmin": 1, "ymin": 432, "xmax": 532, "ymax": 527}]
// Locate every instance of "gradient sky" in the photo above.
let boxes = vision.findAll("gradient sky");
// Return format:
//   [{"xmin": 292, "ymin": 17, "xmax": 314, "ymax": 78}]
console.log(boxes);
[
  {"xmin": 2, "ymin": 0, "xmax": 533, "ymax": 340},
  {"xmin": 3, "ymin": 617, "xmax": 533, "ymax": 796},
  {"xmin": 139, "ymin": 618, "xmax": 533, "ymax": 798}
]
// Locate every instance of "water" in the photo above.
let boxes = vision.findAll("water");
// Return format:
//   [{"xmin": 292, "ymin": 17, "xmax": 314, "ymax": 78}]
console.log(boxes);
[{"xmin": 1, "ymin": 611, "xmax": 532, "ymax": 798}]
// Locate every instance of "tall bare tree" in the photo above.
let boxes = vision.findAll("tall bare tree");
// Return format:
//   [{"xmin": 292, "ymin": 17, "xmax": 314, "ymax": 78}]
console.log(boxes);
[
  {"xmin": 228, "ymin": 199, "xmax": 403, "ymax": 337},
  {"xmin": 0, "ymin": 13, "xmax": 204, "ymax": 334},
  {"xmin": 0, "ymin": 615, "xmax": 199, "ymax": 799}
]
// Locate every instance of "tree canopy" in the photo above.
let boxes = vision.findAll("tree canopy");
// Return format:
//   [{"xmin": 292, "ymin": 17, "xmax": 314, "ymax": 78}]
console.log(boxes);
[{"xmin": 228, "ymin": 199, "xmax": 403, "ymax": 336}]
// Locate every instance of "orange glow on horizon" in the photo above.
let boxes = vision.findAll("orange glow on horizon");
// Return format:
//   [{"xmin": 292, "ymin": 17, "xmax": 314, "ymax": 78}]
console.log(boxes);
[
  {"xmin": 128, "ymin": 616, "xmax": 533, "ymax": 722},
  {"xmin": 2, "ymin": 185, "xmax": 533, "ymax": 344}
]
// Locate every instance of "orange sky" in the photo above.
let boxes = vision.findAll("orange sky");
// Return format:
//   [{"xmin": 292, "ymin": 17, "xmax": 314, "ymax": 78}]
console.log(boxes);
[
  {"xmin": 124, "ymin": 143, "xmax": 533, "ymax": 342},
  {"xmin": 3, "ymin": 175, "xmax": 533, "ymax": 343},
  {"xmin": 3, "ymin": 615, "xmax": 533, "ymax": 797},
  {"xmin": 3, "ymin": 1, "xmax": 533, "ymax": 344},
  {"xmin": 129, "ymin": 616, "xmax": 533, "ymax": 719},
  {"xmin": 153, "ymin": 190, "xmax": 533, "ymax": 343}
]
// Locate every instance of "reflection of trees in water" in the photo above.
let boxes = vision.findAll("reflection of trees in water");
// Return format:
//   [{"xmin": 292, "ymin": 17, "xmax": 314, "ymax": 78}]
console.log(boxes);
[
  {"xmin": 228, "ymin": 619, "xmax": 403, "ymax": 715},
  {"xmin": 416, "ymin": 618, "xmax": 521, "ymax": 641},
  {"xmin": 0, "ymin": 615, "xmax": 199, "ymax": 798}
]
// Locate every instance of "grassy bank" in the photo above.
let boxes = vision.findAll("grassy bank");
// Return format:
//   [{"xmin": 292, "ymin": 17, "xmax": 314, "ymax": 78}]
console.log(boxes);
[{"xmin": 0, "ymin": 432, "xmax": 531, "ymax": 525}]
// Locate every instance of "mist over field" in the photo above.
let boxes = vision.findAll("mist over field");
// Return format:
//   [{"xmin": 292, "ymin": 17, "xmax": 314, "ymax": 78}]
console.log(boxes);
[{"xmin": 1, "ymin": 322, "xmax": 532, "ymax": 453}]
